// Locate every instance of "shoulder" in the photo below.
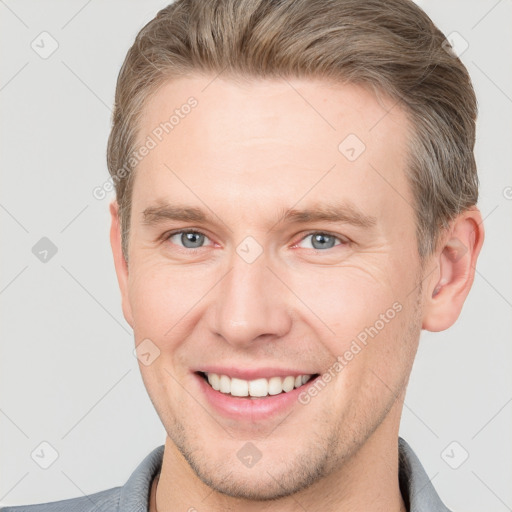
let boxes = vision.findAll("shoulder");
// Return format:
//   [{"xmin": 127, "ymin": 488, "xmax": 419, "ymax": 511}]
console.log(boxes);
[
  {"xmin": 0, "ymin": 486, "xmax": 121, "ymax": 512},
  {"xmin": 1, "ymin": 444, "xmax": 165, "ymax": 512}
]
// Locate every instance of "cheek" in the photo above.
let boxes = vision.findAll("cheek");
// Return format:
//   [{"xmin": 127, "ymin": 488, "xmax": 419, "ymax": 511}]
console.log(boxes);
[
  {"xmin": 127, "ymin": 260, "xmax": 221, "ymax": 350},
  {"xmin": 127, "ymin": 262, "xmax": 185, "ymax": 338},
  {"xmin": 287, "ymin": 266, "xmax": 399, "ymax": 338},
  {"xmin": 288, "ymin": 266, "xmax": 413, "ymax": 391}
]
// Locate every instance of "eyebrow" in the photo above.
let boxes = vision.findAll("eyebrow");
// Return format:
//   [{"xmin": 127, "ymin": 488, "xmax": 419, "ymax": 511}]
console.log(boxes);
[
  {"xmin": 141, "ymin": 201, "xmax": 377, "ymax": 230},
  {"xmin": 142, "ymin": 204, "xmax": 210, "ymax": 225},
  {"xmin": 275, "ymin": 203, "xmax": 376, "ymax": 229}
]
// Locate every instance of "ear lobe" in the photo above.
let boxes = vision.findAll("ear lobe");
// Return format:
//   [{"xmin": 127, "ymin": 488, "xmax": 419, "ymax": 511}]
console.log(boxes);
[
  {"xmin": 422, "ymin": 209, "xmax": 484, "ymax": 332},
  {"xmin": 109, "ymin": 200, "xmax": 134, "ymax": 328}
]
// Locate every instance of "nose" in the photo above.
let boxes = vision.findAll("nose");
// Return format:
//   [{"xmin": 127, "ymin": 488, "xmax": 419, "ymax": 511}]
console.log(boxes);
[{"xmin": 209, "ymin": 250, "xmax": 292, "ymax": 348}]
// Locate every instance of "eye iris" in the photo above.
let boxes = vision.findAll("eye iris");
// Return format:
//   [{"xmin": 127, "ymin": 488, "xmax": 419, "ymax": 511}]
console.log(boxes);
[
  {"xmin": 311, "ymin": 233, "xmax": 335, "ymax": 250},
  {"xmin": 182, "ymin": 232, "xmax": 204, "ymax": 248}
]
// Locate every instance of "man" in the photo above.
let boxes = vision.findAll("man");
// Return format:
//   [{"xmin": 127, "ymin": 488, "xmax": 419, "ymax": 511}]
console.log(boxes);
[{"xmin": 2, "ymin": 0, "xmax": 484, "ymax": 511}]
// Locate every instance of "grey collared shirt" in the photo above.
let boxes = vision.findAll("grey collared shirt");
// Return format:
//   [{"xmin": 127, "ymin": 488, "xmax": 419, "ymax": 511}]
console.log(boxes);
[{"xmin": 0, "ymin": 437, "xmax": 451, "ymax": 512}]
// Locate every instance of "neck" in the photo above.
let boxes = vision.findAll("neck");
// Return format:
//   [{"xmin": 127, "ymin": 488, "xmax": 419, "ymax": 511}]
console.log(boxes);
[{"xmin": 151, "ymin": 417, "xmax": 407, "ymax": 512}]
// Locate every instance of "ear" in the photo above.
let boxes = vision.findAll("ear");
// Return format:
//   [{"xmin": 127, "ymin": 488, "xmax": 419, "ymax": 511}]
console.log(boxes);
[
  {"xmin": 109, "ymin": 200, "xmax": 134, "ymax": 328},
  {"xmin": 422, "ymin": 207, "xmax": 485, "ymax": 332}
]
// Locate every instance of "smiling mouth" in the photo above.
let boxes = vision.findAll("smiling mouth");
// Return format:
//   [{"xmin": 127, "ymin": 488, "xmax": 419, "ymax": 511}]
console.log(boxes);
[{"xmin": 197, "ymin": 371, "xmax": 320, "ymax": 398}]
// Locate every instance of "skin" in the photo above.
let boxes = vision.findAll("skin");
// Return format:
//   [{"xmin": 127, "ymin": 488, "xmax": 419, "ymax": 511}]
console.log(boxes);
[{"xmin": 109, "ymin": 75, "xmax": 484, "ymax": 512}]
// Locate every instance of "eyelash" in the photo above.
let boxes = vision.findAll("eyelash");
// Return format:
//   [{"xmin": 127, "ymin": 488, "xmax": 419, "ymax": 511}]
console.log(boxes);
[{"xmin": 163, "ymin": 229, "xmax": 349, "ymax": 252}]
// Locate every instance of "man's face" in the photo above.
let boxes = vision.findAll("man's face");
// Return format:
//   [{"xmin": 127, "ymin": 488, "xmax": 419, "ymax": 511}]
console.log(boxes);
[{"xmin": 113, "ymin": 76, "xmax": 426, "ymax": 499}]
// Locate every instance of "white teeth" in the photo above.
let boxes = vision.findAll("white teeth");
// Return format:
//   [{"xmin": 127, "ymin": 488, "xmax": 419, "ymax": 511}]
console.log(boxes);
[
  {"xmin": 268, "ymin": 376, "xmax": 282, "ymax": 395},
  {"xmin": 207, "ymin": 373, "xmax": 220, "ymax": 391},
  {"xmin": 219, "ymin": 374, "xmax": 230, "ymax": 393},
  {"xmin": 282, "ymin": 376, "xmax": 295, "ymax": 392},
  {"xmin": 204, "ymin": 372, "xmax": 315, "ymax": 397},
  {"xmin": 248, "ymin": 378, "xmax": 268, "ymax": 397},
  {"xmin": 230, "ymin": 378, "xmax": 249, "ymax": 397}
]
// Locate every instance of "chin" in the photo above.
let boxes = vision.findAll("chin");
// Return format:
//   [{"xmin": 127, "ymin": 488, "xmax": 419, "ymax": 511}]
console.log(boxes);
[
  {"xmin": 180, "ymin": 439, "xmax": 331, "ymax": 501},
  {"xmin": 194, "ymin": 466, "xmax": 320, "ymax": 501}
]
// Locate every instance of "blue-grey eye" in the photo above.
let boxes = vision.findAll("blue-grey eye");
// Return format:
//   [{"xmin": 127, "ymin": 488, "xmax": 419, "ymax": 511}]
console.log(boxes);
[
  {"xmin": 169, "ymin": 231, "xmax": 207, "ymax": 249},
  {"xmin": 299, "ymin": 232, "xmax": 341, "ymax": 250}
]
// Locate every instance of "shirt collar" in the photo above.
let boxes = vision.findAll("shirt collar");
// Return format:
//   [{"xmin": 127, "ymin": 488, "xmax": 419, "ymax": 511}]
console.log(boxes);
[
  {"xmin": 398, "ymin": 437, "xmax": 451, "ymax": 511},
  {"xmin": 118, "ymin": 445, "xmax": 164, "ymax": 512},
  {"xmin": 118, "ymin": 438, "xmax": 450, "ymax": 512}
]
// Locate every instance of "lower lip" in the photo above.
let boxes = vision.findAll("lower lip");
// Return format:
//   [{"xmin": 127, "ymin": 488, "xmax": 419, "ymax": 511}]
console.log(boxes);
[{"xmin": 195, "ymin": 373, "xmax": 319, "ymax": 421}]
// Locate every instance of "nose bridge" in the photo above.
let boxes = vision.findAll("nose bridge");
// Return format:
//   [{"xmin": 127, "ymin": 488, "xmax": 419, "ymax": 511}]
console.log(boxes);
[{"xmin": 211, "ymin": 247, "xmax": 291, "ymax": 346}]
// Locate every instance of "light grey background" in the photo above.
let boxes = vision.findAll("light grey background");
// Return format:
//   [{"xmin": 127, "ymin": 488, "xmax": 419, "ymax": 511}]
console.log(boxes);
[{"xmin": 1, "ymin": 0, "xmax": 511, "ymax": 510}]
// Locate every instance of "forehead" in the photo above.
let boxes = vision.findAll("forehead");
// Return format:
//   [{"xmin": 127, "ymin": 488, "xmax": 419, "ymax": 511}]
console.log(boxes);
[
  {"xmin": 139, "ymin": 74, "xmax": 409, "ymax": 151},
  {"xmin": 132, "ymin": 75, "xmax": 413, "ymax": 227}
]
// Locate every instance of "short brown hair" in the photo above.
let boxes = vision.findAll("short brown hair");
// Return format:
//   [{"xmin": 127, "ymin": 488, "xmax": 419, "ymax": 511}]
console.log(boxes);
[{"xmin": 107, "ymin": 0, "xmax": 478, "ymax": 262}]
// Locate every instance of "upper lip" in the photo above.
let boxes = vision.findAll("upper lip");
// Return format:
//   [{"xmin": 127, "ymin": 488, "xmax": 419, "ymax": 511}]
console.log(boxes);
[{"xmin": 195, "ymin": 366, "xmax": 318, "ymax": 380}]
